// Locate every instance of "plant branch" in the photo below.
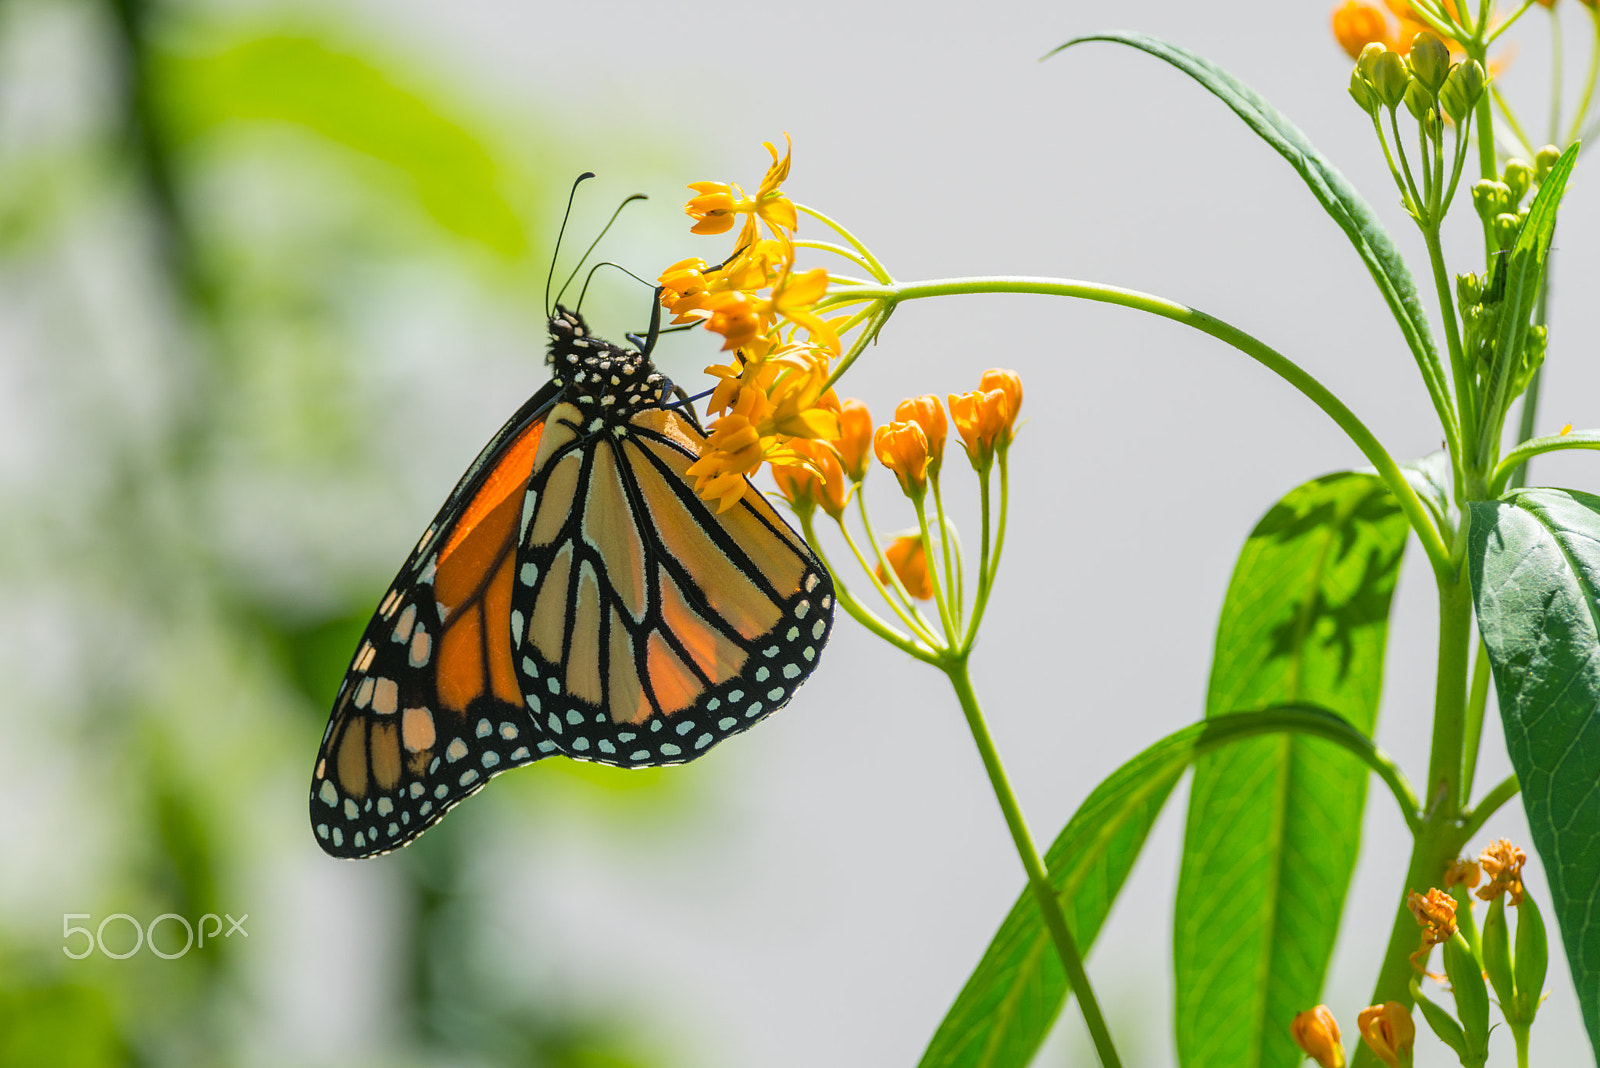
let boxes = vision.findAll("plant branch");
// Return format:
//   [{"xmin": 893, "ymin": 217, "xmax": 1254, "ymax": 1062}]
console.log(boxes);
[{"xmin": 825, "ymin": 277, "xmax": 1455, "ymax": 578}]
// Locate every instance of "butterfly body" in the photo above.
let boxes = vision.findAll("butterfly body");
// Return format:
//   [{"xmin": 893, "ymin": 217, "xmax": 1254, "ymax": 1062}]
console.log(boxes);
[{"xmin": 311, "ymin": 306, "xmax": 834, "ymax": 859}]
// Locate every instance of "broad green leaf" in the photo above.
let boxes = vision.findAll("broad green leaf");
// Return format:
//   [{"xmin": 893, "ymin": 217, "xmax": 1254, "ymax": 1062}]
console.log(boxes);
[
  {"xmin": 1046, "ymin": 33, "xmax": 1447, "ymax": 430},
  {"xmin": 1175, "ymin": 472, "xmax": 1409, "ymax": 1068},
  {"xmin": 917, "ymin": 707, "xmax": 1407, "ymax": 1068},
  {"xmin": 1477, "ymin": 145, "xmax": 1577, "ymax": 462},
  {"xmin": 1466, "ymin": 488, "xmax": 1600, "ymax": 1057},
  {"xmin": 153, "ymin": 35, "xmax": 527, "ymax": 255}
]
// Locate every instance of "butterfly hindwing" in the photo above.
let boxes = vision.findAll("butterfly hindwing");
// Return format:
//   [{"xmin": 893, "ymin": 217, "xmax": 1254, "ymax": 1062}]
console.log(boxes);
[
  {"xmin": 508, "ymin": 322, "xmax": 835, "ymax": 766},
  {"xmin": 311, "ymin": 388, "xmax": 559, "ymax": 858}
]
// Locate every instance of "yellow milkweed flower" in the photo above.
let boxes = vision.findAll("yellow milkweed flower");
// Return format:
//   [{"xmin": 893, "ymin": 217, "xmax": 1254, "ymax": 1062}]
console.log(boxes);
[
  {"xmin": 683, "ymin": 135, "xmax": 797, "ymax": 246},
  {"xmin": 878, "ymin": 534, "xmax": 934, "ymax": 600},
  {"xmin": 1290, "ymin": 1006, "xmax": 1346, "ymax": 1068}
]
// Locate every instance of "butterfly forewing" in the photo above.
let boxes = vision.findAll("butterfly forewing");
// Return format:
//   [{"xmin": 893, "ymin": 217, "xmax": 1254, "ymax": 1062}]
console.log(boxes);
[
  {"xmin": 311, "ymin": 388, "xmax": 559, "ymax": 858},
  {"xmin": 508, "ymin": 330, "xmax": 835, "ymax": 766}
]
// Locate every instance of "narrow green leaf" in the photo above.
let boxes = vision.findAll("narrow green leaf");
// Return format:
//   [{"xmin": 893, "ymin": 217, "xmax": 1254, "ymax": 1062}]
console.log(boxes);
[
  {"xmin": 1175, "ymin": 471, "xmax": 1409, "ymax": 1068},
  {"xmin": 1046, "ymin": 33, "xmax": 1447, "ymax": 434},
  {"xmin": 1466, "ymin": 487, "xmax": 1600, "ymax": 1057},
  {"xmin": 1477, "ymin": 145, "xmax": 1578, "ymax": 462},
  {"xmin": 153, "ymin": 34, "xmax": 528, "ymax": 254},
  {"xmin": 917, "ymin": 707, "xmax": 1408, "ymax": 1068}
]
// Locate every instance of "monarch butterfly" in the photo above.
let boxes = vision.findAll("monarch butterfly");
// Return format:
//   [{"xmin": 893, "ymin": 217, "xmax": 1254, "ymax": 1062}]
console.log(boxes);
[{"xmin": 310, "ymin": 194, "xmax": 835, "ymax": 859}]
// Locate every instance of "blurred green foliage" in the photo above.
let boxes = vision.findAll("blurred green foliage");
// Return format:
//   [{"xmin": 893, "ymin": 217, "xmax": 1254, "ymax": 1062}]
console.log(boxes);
[{"xmin": 0, "ymin": 1, "xmax": 688, "ymax": 1064}]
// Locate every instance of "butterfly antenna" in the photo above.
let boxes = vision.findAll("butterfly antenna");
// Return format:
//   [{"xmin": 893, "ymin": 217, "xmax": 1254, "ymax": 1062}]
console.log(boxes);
[
  {"xmin": 663, "ymin": 385, "xmax": 715, "ymax": 412},
  {"xmin": 575, "ymin": 261, "xmax": 655, "ymax": 312},
  {"xmin": 546, "ymin": 172, "xmax": 596, "ymax": 318},
  {"xmin": 554, "ymin": 193, "xmax": 647, "ymax": 309}
]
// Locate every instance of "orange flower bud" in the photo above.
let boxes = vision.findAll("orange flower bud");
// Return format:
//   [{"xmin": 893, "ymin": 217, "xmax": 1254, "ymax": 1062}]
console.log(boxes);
[
  {"xmin": 947, "ymin": 389, "xmax": 1010, "ymax": 469},
  {"xmin": 1333, "ymin": 0, "xmax": 1392, "ymax": 58},
  {"xmin": 1291, "ymin": 1006, "xmax": 1346, "ymax": 1068},
  {"xmin": 873, "ymin": 420, "xmax": 930, "ymax": 498},
  {"xmin": 836, "ymin": 398, "xmax": 873, "ymax": 481},
  {"xmin": 771, "ymin": 439, "xmax": 848, "ymax": 520},
  {"xmin": 978, "ymin": 368, "xmax": 1023, "ymax": 445},
  {"xmin": 894, "ymin": 395, "xmax": 947, "ymax": 475},
  {"xmin": 877, "ymin": 534, "xmax": 934, "ymax": 600},
  {"xmin": 1356, "ymin": 1003, "xmax": 1415, "ymax": 1067}
]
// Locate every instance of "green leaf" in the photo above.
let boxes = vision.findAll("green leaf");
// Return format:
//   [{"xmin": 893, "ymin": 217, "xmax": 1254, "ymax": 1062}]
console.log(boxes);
[
  {"xmin": 1477, "ymin": 145, "xmax": 1578, "ymax": 463},
  {"xmin": 917, "ymin": 707, "xmax": 1409, "ymax": 1068},
  {"xmin": 152, "ymin": 34, "xmax": 528, "ymax": 255},
  {"xmin": 1175, "ymin": 471, "xmax": 1409, "ymax": 1068},
  {"xmin": 1466, "ymin": 487, "xmax": 1600, "ymax": 1057},
  {"xmin": 1402, "ymin": 449, "xmax": 1459, "ymax": 542},
  {"xmin": 1046, "ymin": 33, "xmax": 1448, "ymax": 435}
]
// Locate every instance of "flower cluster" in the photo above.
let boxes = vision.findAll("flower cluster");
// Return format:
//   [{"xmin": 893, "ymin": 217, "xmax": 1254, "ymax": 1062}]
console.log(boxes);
[{"xmin": 664, "ymin": 138, "xmax": 846, "ymax": 511}]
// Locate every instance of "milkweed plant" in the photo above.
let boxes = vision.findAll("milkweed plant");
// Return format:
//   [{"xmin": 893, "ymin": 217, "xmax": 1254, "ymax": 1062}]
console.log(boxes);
[{"xmin": 650, "ymin": 1, "xmax": 1600, "ymax": 1065}]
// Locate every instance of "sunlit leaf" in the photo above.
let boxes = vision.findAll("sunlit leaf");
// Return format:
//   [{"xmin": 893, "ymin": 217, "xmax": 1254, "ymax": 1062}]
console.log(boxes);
[{"xmin": 1175, "ymin": 471, "xmax": 1408, "ymax": 1068}]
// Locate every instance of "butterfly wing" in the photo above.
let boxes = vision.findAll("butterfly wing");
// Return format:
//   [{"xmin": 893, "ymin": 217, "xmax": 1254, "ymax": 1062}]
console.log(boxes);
[
  {"xmin": 311, "ymin": 385, "xmax": 560, "ymax": 858},
  {"xmin": 509, "ymin": 401, "xmax": 835, "ymax": 765}
]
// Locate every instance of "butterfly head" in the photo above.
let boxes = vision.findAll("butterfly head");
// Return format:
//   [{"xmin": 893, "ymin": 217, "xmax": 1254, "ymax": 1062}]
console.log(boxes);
[{"xmin": 547, "ymin": 305, "xmax": 673, "ymax": 426}]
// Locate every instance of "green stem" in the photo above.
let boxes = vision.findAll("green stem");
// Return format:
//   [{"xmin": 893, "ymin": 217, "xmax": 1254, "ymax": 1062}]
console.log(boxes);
[
  {"xmin": 1428, "ymin": 570, "xmax": 1475, "ymax": 819},
  {"xmin": 943, "ymin": 659, "xmax": 1123, "ymax": 1068},
  {"xmin": 1486, "ymin": 0, "xmax": 1539, "ymax": 45},
  {"xmin": 1475, "ymin": 75, "xmax": 1502, "ymax": 253},
  {"xmin": 846, "ymin": 489, "xmax": 941, "ymax": 649},
  {"xmin": 1494, "ymin": 85, "xmax": 1539, "ymax": 161},
  {"xmin": 1491, "ymin": 430, "xmax": 1600, "ymax": 496},
  {"xmin": 1351, "ymin": 570, "xmax": 1476, "ymax": 1068},
  {"xmin": 1507, "ymin": 272, "xmax": 1552, "ymax": 492},
  {"xmin": 1463, "ymin": 774, "xmax": 1522, "ymax": 840},
  {"xmin": 807, "ymin": 513, "xmax": 937, "ymax": 662},
  {"xmin": 1513, "ymin": 1022, "xmax": 1532, "ymax": 1068},
  {"xmin": 913, "ymin": 494, "xmax": 958, "ymax": 645},
  {"xmin": 1551, "ymin": 4, "xmax": 1566, "ymax": 146},
  {"xmin": 1566, "ymin": 6, "xmax": 1600, "ymax": 144},
  {"xmin": 1424, "ymin": 224, "xmax": 1476, "ymax": 463},
  {"xmin": 824, "ymin": 276, "xmax": 1454, "ymax": 578},
  {"xmin": 930, "ymin": 476, "xmax": 960, "ymax": 633},
  {"xmin": 795, "ymin": 203, "xmax": 893, "ymax": 283}
]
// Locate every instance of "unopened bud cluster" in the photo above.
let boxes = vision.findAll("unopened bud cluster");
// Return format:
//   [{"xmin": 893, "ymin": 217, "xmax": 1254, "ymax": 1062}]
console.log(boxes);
[{"xmin": 1349, "ymin": 37, "xmax": 1485, "ymax": 123}]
